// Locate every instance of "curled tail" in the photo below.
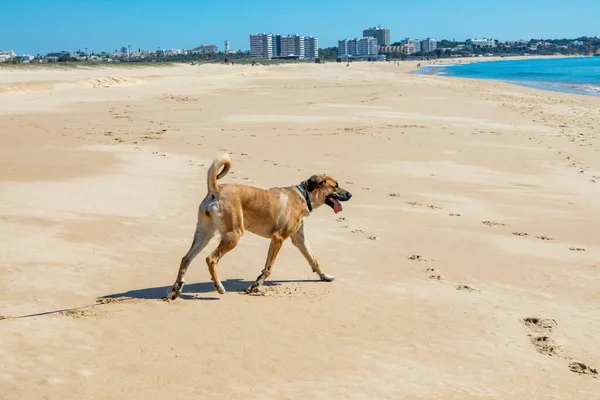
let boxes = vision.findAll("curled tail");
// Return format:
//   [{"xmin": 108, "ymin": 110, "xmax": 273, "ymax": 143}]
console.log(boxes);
[{"xmin": 207, "ymin": 153, "xmax": 231, "ymax": 194}]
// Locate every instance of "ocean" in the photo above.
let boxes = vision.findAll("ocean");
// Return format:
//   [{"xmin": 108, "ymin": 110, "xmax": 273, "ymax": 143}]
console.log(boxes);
[{"xmin": 416, "ymin": 56, "xmax": 600, "ymax": 96}]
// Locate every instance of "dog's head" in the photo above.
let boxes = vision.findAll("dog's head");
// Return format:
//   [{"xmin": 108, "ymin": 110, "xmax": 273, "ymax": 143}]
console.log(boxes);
[{"xmin": 300, "ymin": 174, "xmax": 352, "ymax": 214}]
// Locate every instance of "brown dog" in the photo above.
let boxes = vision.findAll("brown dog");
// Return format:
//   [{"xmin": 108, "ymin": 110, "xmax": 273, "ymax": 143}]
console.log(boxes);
[{"xmin": 167, "ymin": 153, "xmax": 352, "ymax": 299}]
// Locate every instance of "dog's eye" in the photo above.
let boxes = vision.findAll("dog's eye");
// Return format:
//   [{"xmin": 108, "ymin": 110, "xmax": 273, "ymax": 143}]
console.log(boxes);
[{"xmin": 319, "ymin": 181, "xmax": 326, "ymax": 186}]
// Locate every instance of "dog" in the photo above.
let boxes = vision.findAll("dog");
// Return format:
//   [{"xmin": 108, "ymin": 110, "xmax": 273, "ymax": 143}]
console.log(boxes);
[{"xmin": 167, "ymin": 153, "xmax": 352, "ymax": 300}]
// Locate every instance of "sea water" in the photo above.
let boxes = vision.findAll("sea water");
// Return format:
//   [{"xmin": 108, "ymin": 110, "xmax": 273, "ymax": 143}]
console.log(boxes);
[{"xmin": 417, "ymin": 56, "xmax": 600, "ymax": 97}]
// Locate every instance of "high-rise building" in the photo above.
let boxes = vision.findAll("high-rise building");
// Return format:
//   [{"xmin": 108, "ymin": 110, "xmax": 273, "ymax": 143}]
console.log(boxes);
[
  {"xmin": 303, "ymin": 36, "xmax": 318, "ymax": 59},
  {"xmin": 272, "ymin": 34, "xmax": 282, "ymax": 57},
  {"xmin": 401, "ymin": 38, "xmax": 421, "ymax": 53},
  {"xmin": 338, "ymin": 39, "xmax": 356, "ymax": 56},
  {"xmin": 363, "ymin": 26, "xmax": 391, "ymax": 46},
  {"xmin": 250, "ymin": 33, "xmax": 273, "ymax": 59},
  {"xmin": 280, "ymin": 35, "xmax": 305, "ymax": 58},
  {"xmin": 338, "ymin": 37, "xmax": 378, "ymax": 57},
  {"xmin": 421, "ymin": 38, "xmax": 438, "ymax": 53}
]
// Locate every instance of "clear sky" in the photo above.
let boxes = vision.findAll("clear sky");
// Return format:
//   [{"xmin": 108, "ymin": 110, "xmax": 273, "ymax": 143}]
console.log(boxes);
[{"xmin": 2, "ymin": 0, "xmax": 599, "ymax": 55}]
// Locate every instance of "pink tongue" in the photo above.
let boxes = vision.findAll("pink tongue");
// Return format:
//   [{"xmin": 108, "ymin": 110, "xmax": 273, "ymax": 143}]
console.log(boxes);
[{"xmin": 332, "ymin": 198, "xmax": 343, "ymax": 214}]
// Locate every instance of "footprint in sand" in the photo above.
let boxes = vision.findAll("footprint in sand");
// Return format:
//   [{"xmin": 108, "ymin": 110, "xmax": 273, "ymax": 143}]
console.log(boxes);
[
  {"xmin": 456, "ymin": 284, "xmax": 479, "ymax": 292},
  {"xmin": 449, "ymin": 213, "xmax": 461, "ymax": 217},
  {"xmin": 351, "ymin": 229, "xmax": 364, "ymax": 234},
  {"xmin": 482, "ymin": 220, "xmax": 509, "ymax": 227},
  {"xmin": 537, "ymin": 235, "xmax": 554, "ymax": 241},
  {"xmin": 59, "ymin": 308, "xmax": 106, "ymax": 319},
  {"xmin": 522, "ymin": 317, "xmax": 562, "ymax": 357},
  {"xmin": 512, "ymin": 232, "xmax": 529, "ymax": 236},
  {"xmin": 569, "ymin": 362, "xmax": 598, "ymax": 377},
  {"xmin": 426, "ymin": 268, "xmax": 443, "ymax": 280},
  {"xmin": 569, "ymin": 247, "xmax": 586, "ymax": 252},
  {"xmin": 388, "ymin": 193, "xmax": 401, "ymax": 197},
  {"xmin": 405, "ymin": 201, "xmax": 422, "ymax": 206}
]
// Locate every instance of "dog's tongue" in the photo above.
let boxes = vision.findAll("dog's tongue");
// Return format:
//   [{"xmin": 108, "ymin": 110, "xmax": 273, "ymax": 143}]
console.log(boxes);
[{"xmin": 332, "ymin": 198, "xmax": 343, "ymax": 214}]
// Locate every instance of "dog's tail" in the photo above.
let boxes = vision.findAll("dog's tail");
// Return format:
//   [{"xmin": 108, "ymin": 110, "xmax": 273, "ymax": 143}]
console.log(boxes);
[{"xmin": 207, "ymin": 153, "xmax": 231, "ymax": 194}]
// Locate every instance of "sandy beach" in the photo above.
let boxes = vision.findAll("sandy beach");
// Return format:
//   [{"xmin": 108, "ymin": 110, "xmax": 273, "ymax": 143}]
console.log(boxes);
[{"xmin": 1, "ymin": 59, "xmax": 599, "ymax": 399}]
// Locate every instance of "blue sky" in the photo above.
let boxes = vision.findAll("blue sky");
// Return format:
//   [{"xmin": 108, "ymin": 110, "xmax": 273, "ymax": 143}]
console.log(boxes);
[{"xmin": 2, "ymin": 0, "xmax": 599, "ymax": 55}]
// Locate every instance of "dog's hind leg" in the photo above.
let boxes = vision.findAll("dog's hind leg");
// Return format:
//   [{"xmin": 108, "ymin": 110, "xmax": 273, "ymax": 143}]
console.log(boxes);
[
  {"xmin": 167, "ymin": 216, "xmax": 216, "ymax": 300},
  {"xmin": 246, "ymin": 234, "xmax": 285, "ymax": 293},
  {"xmin": 290, "ymin": 223, "xmax": 335, "ymax": 282},
  {"xmin": 205, "ymin": 230, "xmax": 242, "ymax": 294}
]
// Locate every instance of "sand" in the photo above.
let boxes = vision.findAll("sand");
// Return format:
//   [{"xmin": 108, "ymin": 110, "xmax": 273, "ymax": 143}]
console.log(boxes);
[{"xmin": 1, "ymin": 59, "xmax": 599, "ymax": 399}]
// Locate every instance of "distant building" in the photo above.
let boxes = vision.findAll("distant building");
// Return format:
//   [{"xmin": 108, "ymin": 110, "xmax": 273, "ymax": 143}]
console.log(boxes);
[
  {"xmin": 160, "ymin": 49, "xmax": 186, "ymax": 57},
  {"xmin": 379, "ymin": 44, "xmax": 415, "ymax": 55},
  {"xmin": 191, "ymin": 44, "xmax": 218, "ymax": 54},
  {"xmin": 468, "ymin": 38, "xmax": 496, "ymax": 48},
  {"xmin": 0, "ymin": 49, "xmax": 16, "ymax": 62},
  {"xmin": 272, "ymin": 35, "xmax": 282, "ymax": 57},
  {"xmin": 250, "ymin": 33, "xmax": 273, "ymax": 59},
  {"xmin": 401, "ymin": 38, "xmax": 421, "ymax": 53},
  {"xmin": 421, "ymin": 38, "xmax": 438, "ymax": 53},
  {"xmin": 303, "ymin": 36, "xmax": 318, "ymax": 59},
  {"xmin": 572, "ymin": 40, "xmax": 584, "ymax": 46},
  {"xmin": 363, "ymin": 26, "xmax": 391, "ymax": 46},
  {"xmin": 338, "ymin": 37, "xmax": 378, "ymax": 58},
  {"xmin": 280, "ymin": 35, "xmax": 305, "ymax": 58},
  {"xmin": 251, "ymin": 33, "xmax": 318, "ymax": 59}
]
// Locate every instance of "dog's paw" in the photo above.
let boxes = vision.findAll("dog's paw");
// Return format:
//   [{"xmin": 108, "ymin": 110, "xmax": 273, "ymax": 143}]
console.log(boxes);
[
  {"xmin": 320, "ymin": 273, "xmax": 335, "ymax": 282},
  {"xmin": 166, "ymin": 289, "xmax": 181, "ymax": 301},
  {"xmin": 245, "ymin": 283, "xmax": 263, "ymax": 294},
  {"xmin": 213, "ymin": 283, "xmax": 226, "ymax": 294}
]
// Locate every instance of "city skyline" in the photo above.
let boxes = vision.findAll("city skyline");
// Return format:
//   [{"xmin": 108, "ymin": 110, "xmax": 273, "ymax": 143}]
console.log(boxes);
[{"xmin": 1, "ymin": 0, "xmax": 599, "ymax": 55}]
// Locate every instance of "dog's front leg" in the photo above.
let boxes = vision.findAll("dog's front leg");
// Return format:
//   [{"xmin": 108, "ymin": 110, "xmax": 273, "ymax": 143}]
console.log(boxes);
[
  {"xmin": 290, "ymin": 224, "xmax": 335, "ymax": 282},
  {"xmin": 246, "ymin": 235, "xmax": 284, "ymax": 293}
]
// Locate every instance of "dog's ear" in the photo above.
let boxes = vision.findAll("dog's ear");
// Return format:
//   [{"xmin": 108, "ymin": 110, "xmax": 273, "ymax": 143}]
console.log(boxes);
[{"xmin": 305, "ymin": 175, "xmax": 322, "ymax": 192}]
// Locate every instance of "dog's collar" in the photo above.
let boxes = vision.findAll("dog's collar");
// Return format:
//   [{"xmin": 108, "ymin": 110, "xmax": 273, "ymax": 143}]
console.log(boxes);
[{"xmin": 295, "ymin": 184, "xmax": 312, "ymax": 212}]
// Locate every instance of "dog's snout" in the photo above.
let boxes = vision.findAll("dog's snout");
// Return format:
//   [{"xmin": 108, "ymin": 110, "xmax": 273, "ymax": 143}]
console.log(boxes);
[{"xmin": 337, "ymin": 189, "xmax": 352, "ymax": 201}]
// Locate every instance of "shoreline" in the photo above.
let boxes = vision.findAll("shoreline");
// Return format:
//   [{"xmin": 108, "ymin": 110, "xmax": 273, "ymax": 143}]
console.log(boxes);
[{"xmin": 412, "ymin": 55, "xmax": 600, "ymax": 97}]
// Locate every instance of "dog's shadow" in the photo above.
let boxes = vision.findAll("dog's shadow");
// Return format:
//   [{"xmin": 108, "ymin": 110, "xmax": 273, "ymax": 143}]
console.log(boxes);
[{"xmin": 99, "ymin": 278, "xmax": 320, "ymax": 302}]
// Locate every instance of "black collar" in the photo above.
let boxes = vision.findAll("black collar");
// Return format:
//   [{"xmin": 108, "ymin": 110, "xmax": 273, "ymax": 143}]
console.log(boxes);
[{"xmin": 295, "ymin": 184, "xmax": 312, "ymax": 212}]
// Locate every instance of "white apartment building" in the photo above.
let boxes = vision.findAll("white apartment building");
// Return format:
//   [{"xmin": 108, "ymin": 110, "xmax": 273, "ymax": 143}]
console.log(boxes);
[
  {"xmin": 250, "ymin": 33, "xmax": 273, "ymax": 59},
  {"xmin": 304, "ymin": 36, "xmax": 318, "ymax": 59},
  {"xmin": 338, "ymin": 37, "xmax": 378, "ymax": 57},
  {"xmin": 421, "ymin": 38, "xmax": 438, "ymax": 52},
  {"xmin": 359, "ymin": 37, "xmax": 378, "ymax": 56},
  {"xmin": 0, "ymin": 49, "xmax": 16, "ymax": 62},
  {"xmin": 469, "ymin": 38, "xmax": 496, "ymax": 47},
  {"xmin": 162, "ymin": 49, "xmax": 186, "ymax": 57},
  {"xmin": 280, "ymin": 35, "xmax": 305, "ymax": 58},
  {"xmin": 401, "ymin": 38, "xmax": 421, "ymax": 52},
  {"xmin": 338, "ymin": 39, "xmax": 355, "ymax": 56},
  {"xmin": 251, "ymin": 33, "xmax": 318, "ymax": 60}
]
